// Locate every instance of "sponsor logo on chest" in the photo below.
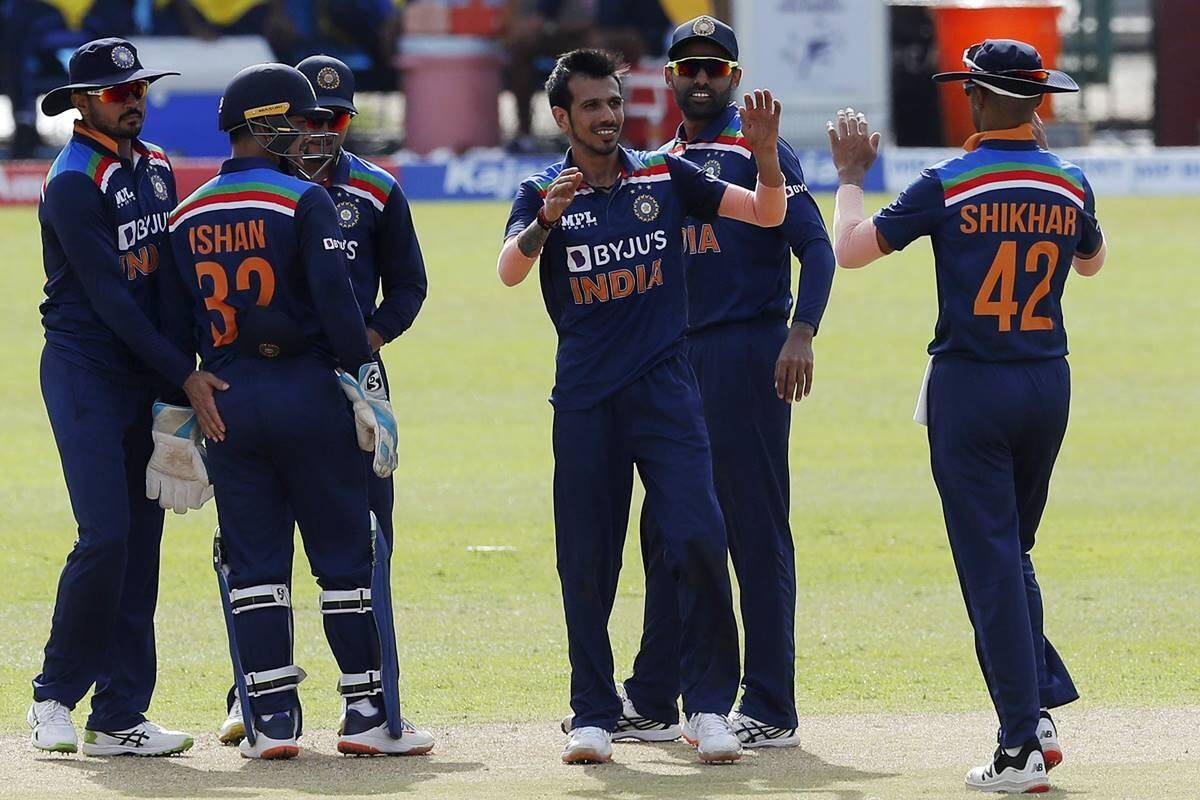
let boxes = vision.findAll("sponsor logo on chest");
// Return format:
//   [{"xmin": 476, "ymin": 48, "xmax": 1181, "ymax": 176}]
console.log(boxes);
[
  {"xmin": 560, "ymin": 210, "xmax": 597, "ymax": 230},
  {"xmin": 114, "ymin": 187, "xmax": 135, "ymax": 208},
  {"xmin": 323, "ymin": 236, "xmax": 359, "ymax": 260},
  {"xmin": 118, "ymin": 211, "xmax": 169, "ymax": 250}
]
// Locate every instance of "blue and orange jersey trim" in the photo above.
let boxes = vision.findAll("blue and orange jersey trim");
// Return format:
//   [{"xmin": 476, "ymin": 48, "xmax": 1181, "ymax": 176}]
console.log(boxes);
[{"xmin": 169, "ymin": 174, "xmax": 304, "ymax": 231}]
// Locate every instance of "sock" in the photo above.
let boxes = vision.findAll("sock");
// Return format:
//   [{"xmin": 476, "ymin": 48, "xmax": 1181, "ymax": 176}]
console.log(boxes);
[
  {"xmin": 348, "ymin": 698, "xmax": 376, "ymax": 716},
  {"xmin": 1003, "ymin": 746, "xmax": 1023, "ymax": 757}
]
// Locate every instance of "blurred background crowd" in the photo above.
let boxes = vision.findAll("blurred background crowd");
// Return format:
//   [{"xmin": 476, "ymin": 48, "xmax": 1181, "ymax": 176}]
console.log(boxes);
[{"xmin": 0, "ymin": 0, "xmax": 1193, "ymax": 162}]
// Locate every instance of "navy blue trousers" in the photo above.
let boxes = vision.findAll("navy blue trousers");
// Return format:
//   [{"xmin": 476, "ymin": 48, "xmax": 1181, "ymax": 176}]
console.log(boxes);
[
  {"xmin": 553, "ymin": 354, "xmax": 740, "ymax": 731},
  {"xmin": 207, "ymin": 355, "xmax": 379, "ymax": 716},
  {"xmin": 625, "ymin": 320, "xmax": 797, "ymax": 728},
  {"xmin": 34, "ymin": 346, "xmax": 164, "ymax": 732},
  {"xmin": 928, "ymin": 356, "xmax": 1079, "ymax": 748}
]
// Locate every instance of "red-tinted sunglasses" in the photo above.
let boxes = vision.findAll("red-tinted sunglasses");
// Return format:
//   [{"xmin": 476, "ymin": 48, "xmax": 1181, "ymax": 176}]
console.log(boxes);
[
  {"xmin": 667, "ymin": 57, "xmax": 738, "ymax": 79},
  {"xmin": 306, "ymin": 110, "xmax": 354, "ymax": 133},
  {"xmin": 85, "ymin": 80, "xmax": 149, "ymax": 104}
]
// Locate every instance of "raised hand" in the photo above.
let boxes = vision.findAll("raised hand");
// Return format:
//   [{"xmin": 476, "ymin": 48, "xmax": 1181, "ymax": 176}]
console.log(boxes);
[
  {"xmin": 543, "ymin": 167, "xmax": 584, "ymax": 223},
  {"xmin": 740, "ymin": 89, "xmax": 781, "ymax": 154},
  {"xmin": 827, "ymin": 107, "xmax": 881, "ymax": 187}
]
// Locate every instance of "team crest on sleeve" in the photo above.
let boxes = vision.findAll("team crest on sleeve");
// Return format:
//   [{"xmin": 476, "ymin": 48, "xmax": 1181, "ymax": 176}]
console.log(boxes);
[
  {"xmin": 633, "ymin": 194, "xmax": 660, "ymax": 222},
  {"xmin": 336, "ymin": 199, "xmax": 360, "ymax": 228},
  {"xmin": 150, "ymin": 173, "xmax": 169, "ymax": 201},
  {"xmin": 693, "ymin": 16, "xmax": 717, "ymax": 36},
  {"xmin": 317, "ymin": 67, "xmax": 341, "ymax": 91},
  {"xmin": 702, "ymin": 158, "xmax": 721, "ymax": 178},
  {"xmin": 111, "ymin": 45, "xmax": 136, "ymax": 69}
]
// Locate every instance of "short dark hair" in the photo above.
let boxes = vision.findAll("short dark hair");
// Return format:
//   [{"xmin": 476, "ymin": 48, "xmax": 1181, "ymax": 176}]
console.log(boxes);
[{"xmin": 545, "ymin": 49, "xmax": 628, "ymax": 112}]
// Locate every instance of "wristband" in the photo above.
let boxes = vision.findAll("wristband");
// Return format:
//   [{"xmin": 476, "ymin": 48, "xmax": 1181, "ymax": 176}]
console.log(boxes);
[{"xmin": 537, "ymin": 206, "xmax": 560, "ymax": 231}]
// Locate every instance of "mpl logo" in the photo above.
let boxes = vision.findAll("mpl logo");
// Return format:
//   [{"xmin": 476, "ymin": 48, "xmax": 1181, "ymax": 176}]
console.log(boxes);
[
  {"xmin": 560, "ymin": 210, "xmax": 597, "ymax": 230},
  {"xmin": 114, "ymin": 187, "xmax": 135, "ymax": 208},
  {"xmin": 565, "ymin": 245, "xmax": 592, "ymax": 273}
]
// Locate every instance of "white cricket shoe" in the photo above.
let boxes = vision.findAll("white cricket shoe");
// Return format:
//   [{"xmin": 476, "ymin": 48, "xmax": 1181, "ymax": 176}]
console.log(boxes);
[
  {"xmin": 337, "ymin": 707, "xmax": 434, "ymax": 756},
  {"xmin": 218, "ymin": 698, "xmax": 245, "ymax": 745},
  {"xmin": 730, "ymin": 711, "xmax": 800, "ymax": 748},
  {"xmin": 682, "ymin": 712, "xmax": 743, "ymax": 763},
  {"xmin": 238, "ymin": 711, "xmax": 300, "ymax": 760},
  {"xmin": 561, "ymin": 726, "xmax": 613, "ymax": 764},
  {"xmin": 560, "ymin": 687, "xmax": 681, "ymax": 742},
  {"xmin": 82, "ymin": 720, "xmax": 194, "ymax": 757},
  {"xmin": 1037, "ymin": 711, "xmax": 1062, "ymax": 770},
  {"xmin": 965, "ymin": 741, "xmax": 1050, "ymax": 793},
  {"xmin": 28, "ymin": 699, "xmax": 77, "ymax": 753}
]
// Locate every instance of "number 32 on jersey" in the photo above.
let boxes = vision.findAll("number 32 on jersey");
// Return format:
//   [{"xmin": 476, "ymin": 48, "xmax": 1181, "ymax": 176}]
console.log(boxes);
[{"xmin": 196, "ymin": 256, "xmax": 276, "ymax": 346}]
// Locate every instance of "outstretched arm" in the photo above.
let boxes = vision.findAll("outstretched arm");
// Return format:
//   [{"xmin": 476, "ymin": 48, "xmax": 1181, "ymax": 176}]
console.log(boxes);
[
  {"xmin": 827, "ymin": 107, "xmax": 892, "ymax": 268},
  {"xmin": 717, "ymin": 90, "xmax": 787, "ymax": 227}
]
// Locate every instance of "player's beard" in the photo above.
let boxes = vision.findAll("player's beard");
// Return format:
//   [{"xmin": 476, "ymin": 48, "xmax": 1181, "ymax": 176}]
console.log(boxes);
[
  {"xmin": 675, "ymin": 82, "xmax": 734, "ymax": 123},
  {"xmin": 87, "ymin": 101, "xmax": 144, "ymax": 140}
]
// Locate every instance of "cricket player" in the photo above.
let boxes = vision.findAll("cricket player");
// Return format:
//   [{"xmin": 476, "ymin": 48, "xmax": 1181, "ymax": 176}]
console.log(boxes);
[
  {"xmin": 29, "ymin": 37, "xmax": 227, "ymax": 757},
  {"xmin": 611, "ymin": 16, "xmax": 835, "ymax": 748},
  {"xmin": 827, "ymin": 39, "xmax": 1105, "ymax": 793},
  {"xmin": 161, "ymin": 63, "xmax": 432, "ymax": 759},
  {"xmin": 497, "ymin": 48, "xmax": 789, "ymax": 765},
  {"xmin": 213, "ymin": 54, "xmax": 429, "ymax": 746}
]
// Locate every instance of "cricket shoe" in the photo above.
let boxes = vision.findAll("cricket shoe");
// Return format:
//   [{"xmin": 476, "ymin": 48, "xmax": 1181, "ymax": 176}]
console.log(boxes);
[
  {"xmin": 218, "ymin": 687, "xmax": 245, "ymax": 745},
  {"xmin": 82, "ymin": 720, "xmax": 194, "ymax": 757},
  {"xmin": 730, "ymin": 711, "xmax": 800, "ymax": 748},
  {"xmin": 560, "ymin": 690, "xmax": 681, "ymax": 742},
  {"xmin": 337, "ymin": 706, "xmax": 434, "ymax": 756},
  {"xmin": 965, "ymin": 740, "xmax": 1050, "ymax": 793},
  {"xmin": 562, "ymin": 726, "xmax": 613, "ymax": 764},
  {"xmin": 28, "ymin": 699, "xmax": 77, "ymax": 753},
  {"xmin": 682, "ymin": 713, "xmax": 743, "ymax": 763},
  {"xmin": 239, "ymin": 711, "xmax": 299, "ymax": 760},
  {"xmin": 1037, "ymin": 710, "xmax": 1062, "ymax": 770}
]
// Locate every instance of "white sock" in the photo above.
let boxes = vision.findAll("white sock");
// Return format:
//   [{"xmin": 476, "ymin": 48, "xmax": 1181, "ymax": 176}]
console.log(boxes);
[
  {"xmin": 348, "ymin": 698, "xmax": 376, "ymax": 716},
  {"xmin": 1003, "ymin": 746, "xmax": 1023, "ymax": 757}
]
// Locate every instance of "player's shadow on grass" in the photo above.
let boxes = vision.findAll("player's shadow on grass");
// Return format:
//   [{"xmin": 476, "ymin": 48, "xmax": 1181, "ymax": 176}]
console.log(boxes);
[
  {"xmin": 564, "ymin": 742, "xmax": 896, "ymax": 800},
  {"xmin": 38, "ymin": 749, "xmax": 484, "ymax": 798}
]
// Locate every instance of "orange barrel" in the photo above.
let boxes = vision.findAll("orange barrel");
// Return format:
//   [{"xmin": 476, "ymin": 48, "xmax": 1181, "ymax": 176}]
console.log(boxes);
[
  {"xmin": 929, "ymin": 1, "xmax": 1064, "ymax": 146},
  {"xmin": 399, "ymin": 36, "xmax": 503, "ymax": 154}
]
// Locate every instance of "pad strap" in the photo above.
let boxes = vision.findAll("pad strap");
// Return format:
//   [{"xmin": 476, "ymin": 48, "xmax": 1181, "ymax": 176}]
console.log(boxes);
[
  {"xmin": 244, "ymin": 664, "xmax": 306, "ymax": 697},
  {"xmin": 229, "ymin": 583, "xmax": 291, "ymax": 614},
  {"xmin": 338, "ymin": 670, "xmax": 384, "ymax": 698},
  {"xmin": 320, "ymin": 588, "xmax": 372, "ymax": 614}
]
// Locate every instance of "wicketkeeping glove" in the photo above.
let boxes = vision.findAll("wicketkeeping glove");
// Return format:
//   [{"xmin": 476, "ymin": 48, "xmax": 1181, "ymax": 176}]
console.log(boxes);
[
  {"xmin": 337, "ymin": 363, "xmax": 398, "ymax": 478},
  {"xmin": 146, "ymin": 402, "xmax": 213, "ymax": 514}
]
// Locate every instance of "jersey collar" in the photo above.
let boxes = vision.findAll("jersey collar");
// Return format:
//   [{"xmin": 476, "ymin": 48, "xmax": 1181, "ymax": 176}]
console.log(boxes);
[
  {"xmin": 671, "ymin": 103, "xmax": 739, "ymax": 148},
  {"xmin": 562, "ymin": 145, "xmax": 639, "ymax": 191},
  {"xmin": 963, "ymin": 123, "xmax": 1039, "ymax": 152},
  {"xmin": 71, "ymin": 121, "xmax": 129, "ymax": 160},
  {"xmin": 220, "ymin": 156, "xmax": 285, "ymax": 174},
  {"xmin": 328, "ymin": 150, "xmax": 352, "ymax": 186}
]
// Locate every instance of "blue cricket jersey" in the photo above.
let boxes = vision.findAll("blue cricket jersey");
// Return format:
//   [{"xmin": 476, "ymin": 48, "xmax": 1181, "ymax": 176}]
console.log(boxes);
[
  {"xmin": 504, "ymin": 147, "xmax": 728, "ymax": 410},
  {"xmin": 665, "ymin": 104, "xmax": 835, "ymax": 333},
  {"xmin": 324, "ymin": 151, "xmax": 427, "ymax": 341},
  {"xmin": 874, "ymin": 126, "xmax": 1103, "ymax": 361},
  {"xmin": 163, "ymin": 157, "xmax": 371, "ymax": 374},
  {"xmin": 39, "ymin": 123, "xmax": 192, "ymax": 387}
]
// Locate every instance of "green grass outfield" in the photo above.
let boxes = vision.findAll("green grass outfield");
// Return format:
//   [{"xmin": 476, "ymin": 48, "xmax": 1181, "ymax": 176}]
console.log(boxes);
[{"xmin": 0, "ymin": 196, "xmax": 1197, "ymax": 794}]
